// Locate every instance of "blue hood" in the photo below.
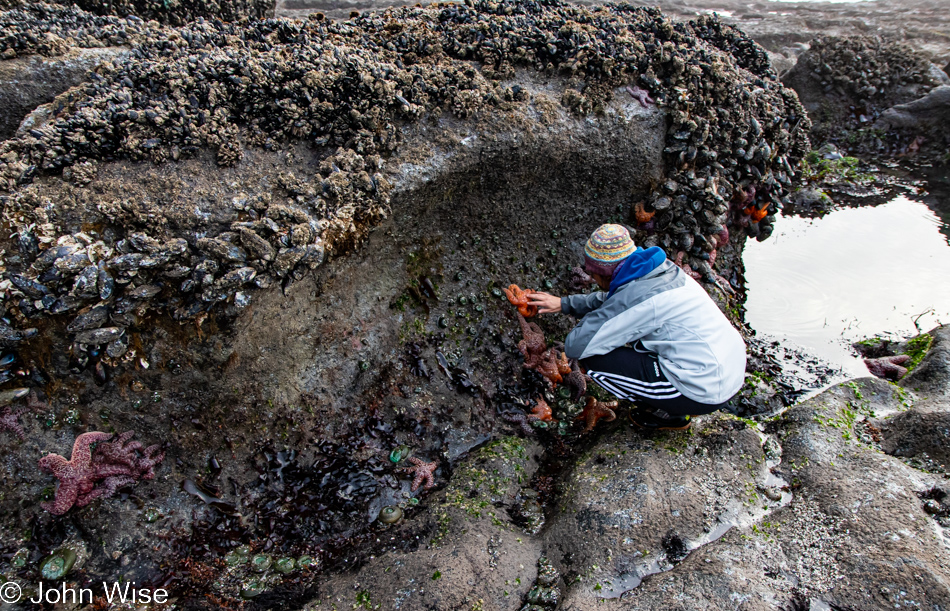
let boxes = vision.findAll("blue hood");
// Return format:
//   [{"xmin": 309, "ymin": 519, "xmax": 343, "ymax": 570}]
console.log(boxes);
[{"xmin": 608, "ymin": 247, "xmax": 667, "ymax": 297}]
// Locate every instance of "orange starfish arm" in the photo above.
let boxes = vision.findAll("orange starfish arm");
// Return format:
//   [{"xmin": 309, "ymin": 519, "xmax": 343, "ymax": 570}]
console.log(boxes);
[{"xmin": 504, "ymin": 284, "xmax": 538, "ymax": 318}]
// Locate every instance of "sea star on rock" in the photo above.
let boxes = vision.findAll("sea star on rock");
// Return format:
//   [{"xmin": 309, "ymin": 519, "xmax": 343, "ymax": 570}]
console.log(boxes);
[
  {"xmin": 93, "ymin": 431, "xmax": 165, "ymax": 480},
  {"xmin": 503, "ymin": 411, "xmax": 536, "ymax": 436},
  {"xmin": 576, "ymin": 397, "xmax": 618, "ymax": 432},
  {"xmin": 626, "ymin": 85, "xmax": 654, "ymax": 108},
  {"xmin": 734, "ymin": 185, "xmax": 756, "ymax": 209},
  {"xmin": 39, "ymin": 430, "xmax": 165, "ymax": 514},
  {"xmin": 406, "ymin": 456, "xmax": 438, "ymax": 491},
  {"xmin": 0, "ymin": 406, "xmax": 28, "ymax": 441},
  {"xmin": 744, "ymin": 203, "xmax": 769, "ymax": 222},
  {"xmin": 673, "ymin": 252, "xmax": 703, "ymax": 282},
  {"xmin": 38, "ymin": 431, "xmax": 113, "ymax": 515},
  {"xmin": 517, "ymin": 313, "xmax": 547, "ymax": 369},
  {"xmin": 565, "ymin": 359, "xmax": 588, "ymax": 401},
  {"xmin": 864, "ymin": 354, "xmax": 911, "ymax": 381},
  {"xmin": 527, "ymin": 397, "xmax": 554, "ymax": 423},
  {"xmin": 634, "ymin": 201, "xmax": 655, "ymax": 225},
  {"xmin": 504, "ymin": 284, "xmax": 538, "ymax": 318},
  {"xmin": 570, "ymin": 266, "xmax": 595, "ymax": 291},
  {"xmin": 535, "ymin": 349, "xmax": 571, "ymax": 387},
  {"xmin": 77, "ymin": 475, "xmax": 137, "ymax": 506}
]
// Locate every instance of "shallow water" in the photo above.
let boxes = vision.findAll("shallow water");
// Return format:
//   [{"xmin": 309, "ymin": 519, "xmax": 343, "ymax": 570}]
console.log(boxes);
[{"xmin": 743, "ymin": 194, "xmax": 950, "ymax": 378}]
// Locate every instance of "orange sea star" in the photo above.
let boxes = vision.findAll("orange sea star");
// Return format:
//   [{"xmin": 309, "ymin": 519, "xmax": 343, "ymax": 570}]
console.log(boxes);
[
  {"xmin": 527, "ymin": 397, "xmax": 554, "ymax": 423},
  {"xmin": 576, "ymin": 397, "xmax": 618, "ymax": 432},
  {"xmin": 504, "ymin": 284, "xmax": 538, "ymax": 318},
  {"xmin": 634, "ymin": 201, "xmax": 655, "ymax": 225}
]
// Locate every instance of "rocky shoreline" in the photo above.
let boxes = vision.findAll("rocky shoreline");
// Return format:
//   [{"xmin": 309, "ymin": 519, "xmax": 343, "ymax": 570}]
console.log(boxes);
[{"xmin": 0, "ymin": 0, "xmax": 947, "ymax": 609}]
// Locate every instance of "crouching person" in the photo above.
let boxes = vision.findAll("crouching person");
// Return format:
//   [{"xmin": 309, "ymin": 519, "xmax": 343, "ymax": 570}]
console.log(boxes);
[{"xmin": 529, "ymin": 224, "xmax": 746, "ymax": 430}]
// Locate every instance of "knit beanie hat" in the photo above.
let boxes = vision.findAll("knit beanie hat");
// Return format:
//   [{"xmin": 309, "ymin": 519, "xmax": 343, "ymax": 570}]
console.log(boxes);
[{"xmin": 584, "ymin": 224, "xmax": 636, "ymax": 277}]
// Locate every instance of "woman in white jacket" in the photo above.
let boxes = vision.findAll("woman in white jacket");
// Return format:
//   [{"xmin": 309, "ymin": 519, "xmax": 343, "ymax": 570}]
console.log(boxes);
[{"xmin": 529, "ymin": 224, "xmax": 746, "ymax": 430}]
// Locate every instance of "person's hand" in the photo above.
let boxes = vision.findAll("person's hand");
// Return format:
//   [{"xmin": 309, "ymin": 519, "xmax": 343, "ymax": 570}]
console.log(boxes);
[{"xmin": 528, "ymin": 291, "xmax": 561, "ymax": 314}]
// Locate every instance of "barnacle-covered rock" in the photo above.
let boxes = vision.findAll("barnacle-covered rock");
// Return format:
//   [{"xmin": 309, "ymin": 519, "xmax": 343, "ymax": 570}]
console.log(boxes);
[
  {"xmin": 783, "ymin": 35, "xmax": 948, "ymax": 153},
  {"xmin": 0, "ymin": 0, "xmax": 807, "ymax": 365}
]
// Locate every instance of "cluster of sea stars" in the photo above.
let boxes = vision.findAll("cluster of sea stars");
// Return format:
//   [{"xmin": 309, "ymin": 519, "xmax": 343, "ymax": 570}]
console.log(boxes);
[
  {"xmin": 502, "ymin": 397, "xmax": 556, "ymax": 437},
  {"xmin": 38, "ymin": 430, "xmax": 165, "ymax": 515},
  {"xmin": 515, "ymin": 314, "xmax": 586, "ymax": 398}
]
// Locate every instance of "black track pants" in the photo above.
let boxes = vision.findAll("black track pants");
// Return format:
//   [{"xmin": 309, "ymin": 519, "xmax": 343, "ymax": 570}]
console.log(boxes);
[{"xmin": 580, "ymin": 344, "xmax": 729, "ymax": 417}]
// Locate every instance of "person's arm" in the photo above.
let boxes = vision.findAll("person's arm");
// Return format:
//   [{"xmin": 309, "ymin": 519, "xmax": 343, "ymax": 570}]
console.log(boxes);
[
  {"xmin": 560, "ymin": 292, "xmax": 607, "ymax": 318},
  {"xmin": 528, "ymin": 291, "xmax": 607, "ymax": 317},
  {"xmin": 564, "ymin": 296, "xmax": 656, "ymax": 360}
]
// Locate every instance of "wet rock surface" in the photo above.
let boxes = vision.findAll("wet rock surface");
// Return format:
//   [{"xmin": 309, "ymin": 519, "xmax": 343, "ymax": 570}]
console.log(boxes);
[
  {"xmin": 308, "ymin": 437, "xmax": 544, "ymax": 610},
  {"xmin": 301, "ymin": 329, "xmax": 950, "ymax": 610},
  {"xmin": 874, "ymin": 85, "xmax": 950, "ymax": 163},
  {"xmin": 879, "ymin": 327, "xmax": 950, "ymax": 470},
  {"xmin": 545, "ymin": 413, "xmax": 777, "ymax": 605}
]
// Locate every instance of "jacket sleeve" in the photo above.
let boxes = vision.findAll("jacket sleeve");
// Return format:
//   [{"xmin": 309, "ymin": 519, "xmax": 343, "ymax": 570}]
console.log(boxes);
[
  {"xmin": 564, "ymin": 297, "xmax": 657, "ymax": 360},
  {"xmin": 560, "ymin": 292, "xmax": 607, "ymax": 318}
]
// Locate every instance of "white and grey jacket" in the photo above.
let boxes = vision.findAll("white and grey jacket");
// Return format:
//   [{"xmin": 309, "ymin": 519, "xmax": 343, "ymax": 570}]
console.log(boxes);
[{"xmin": 561, "ymin": 259, "xmax": 746, "ymax": 405}]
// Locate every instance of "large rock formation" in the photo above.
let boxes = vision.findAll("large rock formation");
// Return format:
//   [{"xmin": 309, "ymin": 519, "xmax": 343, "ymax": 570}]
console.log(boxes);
[
  {"xmin": 0, "ymin": 0, "xmax": 275, "ymax": 24},
  {"xmin": 0, "ymin": 47, "xmax": 127, "ymax": 140},
  {"xmin": 0, "ymin": 1, "xmax": 819, "ymax": 606},
  {"xmin": 303, "ymin": 327, "xmax": 950, "ymax": 610},
  {"xmin": 782, "ymin": 35, "xmax": 949, "ymax": 158}
]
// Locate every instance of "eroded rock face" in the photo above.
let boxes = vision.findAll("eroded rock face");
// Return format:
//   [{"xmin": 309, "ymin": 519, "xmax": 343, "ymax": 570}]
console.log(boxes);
[
  {"xmin": 0, "ymin": 0, "xmax": 808, "ymax": 351},
  {"xmin": 0, "ymin": 2, "xmax": 817, "ymax": 605},
  {"xmin": 545, "ymin": 415, "xmax": 775, "ymax": 605},
  {"xmin": 0, "ymin": 47, "xmax": 126, "ymax": 140},
  {"xmin": 308, "ymin": 438, "xmax": 544, "ymax": 610}
]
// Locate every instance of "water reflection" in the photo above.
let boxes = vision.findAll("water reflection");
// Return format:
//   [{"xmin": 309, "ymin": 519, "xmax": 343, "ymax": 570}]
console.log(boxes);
[{"xmin": 744, "ymin": 195, "xmax": 950, "ymax": 377}]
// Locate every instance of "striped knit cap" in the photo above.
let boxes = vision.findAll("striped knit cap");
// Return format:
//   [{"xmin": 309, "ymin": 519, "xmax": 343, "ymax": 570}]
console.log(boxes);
[{"xmin": 584, "ymin": 224, "xmax": 636, "ymax": 277}]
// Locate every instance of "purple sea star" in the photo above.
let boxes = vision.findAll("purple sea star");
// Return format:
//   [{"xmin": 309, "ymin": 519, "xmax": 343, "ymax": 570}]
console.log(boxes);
[
  {"xmin": 39, "ymin": 430, "xmax": 166, "ymax": 514},
  {"xmin": 864, "ymin": 355, "xmax": 911, "ymax": 381},
  {"xmin": 93, "ymin": 431, "xmax": 165, "ymax": 480},
  {"xmin": 570, "ymin": 266, "xmax": 595, "ymax": 291},
  {"xmin": 406, "ymin": 457, "xmax": 438, "ymax": 491},
  {"xmin": 565, "ymin": 360, "xmax": 588, "ymax": 402},
  {"xmin": 0, "ymin": 406, "xmax": 28, "ymax": 441},
  {"xmin": 626, "ymin": 85, "xmax": 654, "ymax": 108},
  {"xmin": 38, "ymin": 431, "xmax": 113, "ymax": 515},
  {"xmin": 517, "ymin": 313, "xmax": 547, "ymax": 369},
  {"xmin": 503, "ymin": 411, "xmax": 536, "ymax": 436}
]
